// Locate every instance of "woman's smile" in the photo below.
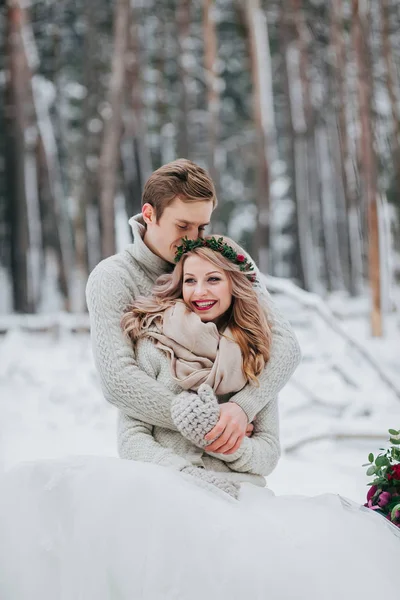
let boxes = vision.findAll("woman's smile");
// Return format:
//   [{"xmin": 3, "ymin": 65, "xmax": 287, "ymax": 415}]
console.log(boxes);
[{"xmin": 191, "ymin": 300, "xmax": 217, "ymax": 311}]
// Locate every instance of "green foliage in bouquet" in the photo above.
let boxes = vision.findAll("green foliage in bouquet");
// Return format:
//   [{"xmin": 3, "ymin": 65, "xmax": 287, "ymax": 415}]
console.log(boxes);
[{"xmin": 363, "ymin": 429, "xmax": 400, "ymax": 527}]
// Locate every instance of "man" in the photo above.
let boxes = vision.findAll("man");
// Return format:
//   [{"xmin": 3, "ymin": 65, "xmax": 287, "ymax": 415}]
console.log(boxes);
[{"xmin": 86, "ymin": 159, "xmax": 301, "ymax": 458}]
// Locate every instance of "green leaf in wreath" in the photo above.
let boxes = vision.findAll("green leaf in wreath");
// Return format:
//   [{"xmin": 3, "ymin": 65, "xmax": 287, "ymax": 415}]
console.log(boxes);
[
  {"xmin": 368, "ymin": 453, "xmax": 374, "ymax": 463},
  {"xmin": 388, "ymin": 429, "xmax": 399, "ymax": 436},
  {"xmin": 366, "ymin": 465, "xmax": 377, "ymax": 476}
]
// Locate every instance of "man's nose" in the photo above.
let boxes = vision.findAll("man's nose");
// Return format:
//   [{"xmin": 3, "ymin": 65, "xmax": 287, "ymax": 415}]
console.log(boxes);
[{"xmin": 185, "ymin": 227, "xmax": 200, "ymax": 241}]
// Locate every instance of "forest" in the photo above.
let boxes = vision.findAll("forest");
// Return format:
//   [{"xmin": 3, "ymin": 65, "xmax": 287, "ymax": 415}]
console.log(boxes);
[
  {"xmin": 1, "ymin": 2, "xmax": 400, "ymax": 568},
  {"xmin": 1, "ymin": 0, "xmax": 399, "ymax": 335}
]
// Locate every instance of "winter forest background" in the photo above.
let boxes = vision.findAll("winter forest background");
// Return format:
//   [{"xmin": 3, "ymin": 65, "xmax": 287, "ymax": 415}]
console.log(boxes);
[
  {"xmin": 1, "ymin": 0, "xmax": 400, "ymax": 499},
  {"xmin": 2, "ymin": 0, "xmax": 400, "ymax": 317}
]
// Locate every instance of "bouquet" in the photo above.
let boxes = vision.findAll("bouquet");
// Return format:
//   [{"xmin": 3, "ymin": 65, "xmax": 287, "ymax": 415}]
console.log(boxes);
[{"xmin": 363, "ymin": 428, "xmax": 400, "ymax": 528}]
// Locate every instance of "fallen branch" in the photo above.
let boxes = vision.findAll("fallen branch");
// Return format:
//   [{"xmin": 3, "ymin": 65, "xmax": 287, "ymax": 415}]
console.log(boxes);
[
  {"xmin": 330, "ymin": 363, "xmax": 359, "ymax": 389},
  {"xmin": 0, "ymin": 313, "xmax": 90, "ymax": 334},
  {"xmin": 284, "ymin": 431, "xmax": 387, "ymax": 454},
  {"xmin": 263, "ymin": 274, "xmax": 400, "ymax": 401},
  {"xmin": 288, "ymin": 376, "xmax": 348, "ymax": 412}
]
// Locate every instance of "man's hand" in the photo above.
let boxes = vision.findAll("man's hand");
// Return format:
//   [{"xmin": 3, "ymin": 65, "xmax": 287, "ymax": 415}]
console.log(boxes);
[{"xmin": 204, "ymin": 403, "xmax": 248, "ymax": 455}]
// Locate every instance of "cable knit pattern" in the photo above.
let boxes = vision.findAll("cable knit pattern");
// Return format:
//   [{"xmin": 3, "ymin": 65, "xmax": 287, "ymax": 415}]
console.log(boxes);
[
  {"xmin": 170, "ymin": 384, "xmax": 220, "ymax": 448},
  {"xmin": 181, "ymin": 466, "xmax": 240, "ymax": 499},
  {"xmin": 86, "ymin": 214, "xmax": 301, "ymax": 431},
  {"xmin": 118, "ymin": 336, "xmax": 279, "ymax": 488},
  {"xmin": 204, "ymin": 392, "xmax": 281, "ymax": 475},
  {"xmin": 117, "ymin": 337, "xmax": 256, "ymax": 495}
]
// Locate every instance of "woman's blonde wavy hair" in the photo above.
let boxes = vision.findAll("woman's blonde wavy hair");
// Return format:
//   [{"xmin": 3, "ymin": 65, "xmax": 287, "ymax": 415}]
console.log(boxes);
[{"xmin": 121, "ymin": 236, "xmax": 272, "ymax": 385}]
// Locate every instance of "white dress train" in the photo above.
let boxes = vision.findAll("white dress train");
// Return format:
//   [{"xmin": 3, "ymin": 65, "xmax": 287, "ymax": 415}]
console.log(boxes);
[{"xmin": 0, "ymin": 456, "xmax": 399, "ymax": 600}]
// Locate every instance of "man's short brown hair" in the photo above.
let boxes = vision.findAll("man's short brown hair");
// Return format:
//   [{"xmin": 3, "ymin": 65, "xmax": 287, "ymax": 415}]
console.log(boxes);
[{"xmin": 142, "ymin": 159, "xmax": 217, "ymax": 219}]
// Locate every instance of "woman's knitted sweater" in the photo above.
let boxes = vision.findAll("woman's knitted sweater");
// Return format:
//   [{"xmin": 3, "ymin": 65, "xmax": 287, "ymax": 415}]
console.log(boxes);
[
  {"xmin": 118, "ymin": 335, "xmax": 280, "ymax": 486},
  {"xmin": 86, "ymin": 215, "xmax": 301, "ymax": 434}
]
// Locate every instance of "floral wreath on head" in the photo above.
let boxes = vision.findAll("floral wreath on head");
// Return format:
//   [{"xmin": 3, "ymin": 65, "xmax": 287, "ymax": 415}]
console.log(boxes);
[{"xmin": 174, "ymin": 236, "xmax": 258, "ymax": 283}]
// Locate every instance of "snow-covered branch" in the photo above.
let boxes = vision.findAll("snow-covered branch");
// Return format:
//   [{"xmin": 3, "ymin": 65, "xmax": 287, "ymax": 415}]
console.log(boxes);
[{"xmin": 263, "ymin": 274, "xmax": 400, "ymax": 401}]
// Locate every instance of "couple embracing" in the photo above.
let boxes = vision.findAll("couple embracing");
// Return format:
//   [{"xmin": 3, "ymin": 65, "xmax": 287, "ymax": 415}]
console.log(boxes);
[
  {"xmin": 88, "ymin": 158, "xmax": 300, "ymax": 499},
  {"xmin": 0, "ymin": 160, "xmax": 399, "ymax": 600}
]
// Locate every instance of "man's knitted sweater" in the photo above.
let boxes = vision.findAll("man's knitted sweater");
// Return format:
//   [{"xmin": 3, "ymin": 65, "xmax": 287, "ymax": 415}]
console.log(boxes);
[{"xmin": 86, "ymin": 215, "xmax": 301, "ymax": 438}]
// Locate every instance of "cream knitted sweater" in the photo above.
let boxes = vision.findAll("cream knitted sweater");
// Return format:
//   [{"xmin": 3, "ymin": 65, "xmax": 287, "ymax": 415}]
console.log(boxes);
[
  {"xmin": 86, "ymin": 216, "xmax": 301, "ymax": 475},
  {"xmin": 118, "ymin": 335, "xmax": 280, "ymax": 486}
]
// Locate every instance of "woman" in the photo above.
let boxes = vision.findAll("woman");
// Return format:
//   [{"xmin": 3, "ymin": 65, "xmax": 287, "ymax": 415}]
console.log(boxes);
[
  {"xmin": 118, "ymin": 235, "xmax": 279, "ymax": 499},
  {"xmin": 0, "ymin": 237, "xmax": 399, "ymax": 600}
]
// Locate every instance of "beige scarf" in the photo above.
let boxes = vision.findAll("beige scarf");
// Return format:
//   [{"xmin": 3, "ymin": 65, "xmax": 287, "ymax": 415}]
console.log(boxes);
[{"xmin": 143, "ymin": 300, "xmax": 246, "ymax": 395}]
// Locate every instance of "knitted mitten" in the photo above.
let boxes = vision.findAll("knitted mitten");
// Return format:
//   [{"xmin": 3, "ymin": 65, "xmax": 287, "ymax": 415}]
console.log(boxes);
[
  {"xmin": 171, "ymin": 383, "xmax": 220, "ymax": 448},
  {"xmin": 181, "ymin": 466, "xmax": 240, "ymax": 500}
]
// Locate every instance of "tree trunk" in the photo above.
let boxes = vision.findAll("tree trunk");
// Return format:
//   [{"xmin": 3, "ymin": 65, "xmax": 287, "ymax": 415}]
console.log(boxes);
[
  {"xmin": 381, "ymin": 0, "xmax": 400, "ymax": 196},
  {"xmin": 331, "ymin": 0, "xmax": 363, "ymax": 295},
  {"xmin": 203, "ymin": 0, "xmax": 219, "ymax": 187},
  {"xmin": 78, "ymin": 12, "xmax": 102, "ymax": 276},
  {"xmin": 315, "ymin": 122, "xmax": 345, "ymax": 291},
  {"xmin": 98, "ymin": 0, "xmax": 130, "ymax": 259},
  {"xmin": 285, "ymin": 0, "xmax": 321, "ymax": 292},
  {"xmin": 122, "ymin": 6, "xmax": 151, "ymax": 219},
  {"xmin": 154, "ymin": 12, "xmax": 170, "ymax": 167},
  {"xmin": 5, "ymin": 5, "xmax": 30, "ymax": 312},
  {"xmin": 278, "ymin": 5, "xmax": 304, "ymax": 286},
  {"xmin": 243, "ymin": 0, "xmax": 272, "ymax": 274},
  {"xmin": 31, "ymin": 73, "xmax": 74, "ymax": 311},
  {"xmin": 5, "ymin": 1, "xmax": 43, "ymax": 312},
  {"xmin": 73, "ymin": 4, "xmax": 94, "ymax": 311},
  {"xmin": 352, "ymin": 0, "xmax": 382, "ymax": 336},
  {"xmin": 176, "ymin": 0, "xmax": 191, "ymax": 158}
]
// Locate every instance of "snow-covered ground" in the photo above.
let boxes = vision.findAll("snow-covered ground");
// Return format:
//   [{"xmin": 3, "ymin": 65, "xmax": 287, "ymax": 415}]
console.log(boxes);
[{"xmin": 1, "ymin": 290, "xmax": 399, "ymax": 505}]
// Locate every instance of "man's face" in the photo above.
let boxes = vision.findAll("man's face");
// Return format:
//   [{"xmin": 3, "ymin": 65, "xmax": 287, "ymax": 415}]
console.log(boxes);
[{"xmin": 143, "ymin": 197, "xmax": 214, "ymax": 263}]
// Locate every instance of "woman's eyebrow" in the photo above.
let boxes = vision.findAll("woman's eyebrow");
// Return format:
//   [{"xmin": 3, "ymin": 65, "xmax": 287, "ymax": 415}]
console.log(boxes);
[{"xmin": 184, "ymin": 271, "xmax": 221, "ymax": 277}]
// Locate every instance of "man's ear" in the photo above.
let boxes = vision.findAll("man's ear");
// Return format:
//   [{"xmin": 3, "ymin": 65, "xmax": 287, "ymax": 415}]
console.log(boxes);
[{"xmin": 142, "ymin": 203, "xmax": 156, "ymax": 225}]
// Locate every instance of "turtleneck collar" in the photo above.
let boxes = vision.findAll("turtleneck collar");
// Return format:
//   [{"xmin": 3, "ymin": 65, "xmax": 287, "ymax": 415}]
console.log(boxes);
[
  {"xmin": 125, "ymin": 213, "xmax": 172, "ymax": 279},
  {"xmin": 126, "ymin": 213, "xmax": 172, "ymax": 277}
]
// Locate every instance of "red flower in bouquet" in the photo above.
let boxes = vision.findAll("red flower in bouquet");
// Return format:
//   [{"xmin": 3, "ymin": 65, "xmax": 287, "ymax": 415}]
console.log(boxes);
[
  {"xmin": 364, "ymin": 428, "xmax": 400, "ymax": 528},
  {"xmin": 387, "ymin": 464, "xmax": 400, "ymax": 481},
  {"xmin": 377, "ymin": 491, "xmax": 391, "ymax": 507}
]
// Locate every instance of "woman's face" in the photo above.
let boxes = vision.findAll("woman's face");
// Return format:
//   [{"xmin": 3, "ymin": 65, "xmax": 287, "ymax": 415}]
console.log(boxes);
[{"xmin": 182, "ymin": 255, "xmax": 233, "ymax": 323}]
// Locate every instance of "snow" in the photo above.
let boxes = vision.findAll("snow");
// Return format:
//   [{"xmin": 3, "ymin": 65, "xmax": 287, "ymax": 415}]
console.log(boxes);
[
  {"xmin": 64, "ymin": 81, "xmax": 87, "ymax": 101},
  {"xmin": 1, "ymin": 290, "xmax": 400, "ymax": 506},
  {"xmin": 228, "ymin": 204, "xmax": 257, "ymax": 239}
]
